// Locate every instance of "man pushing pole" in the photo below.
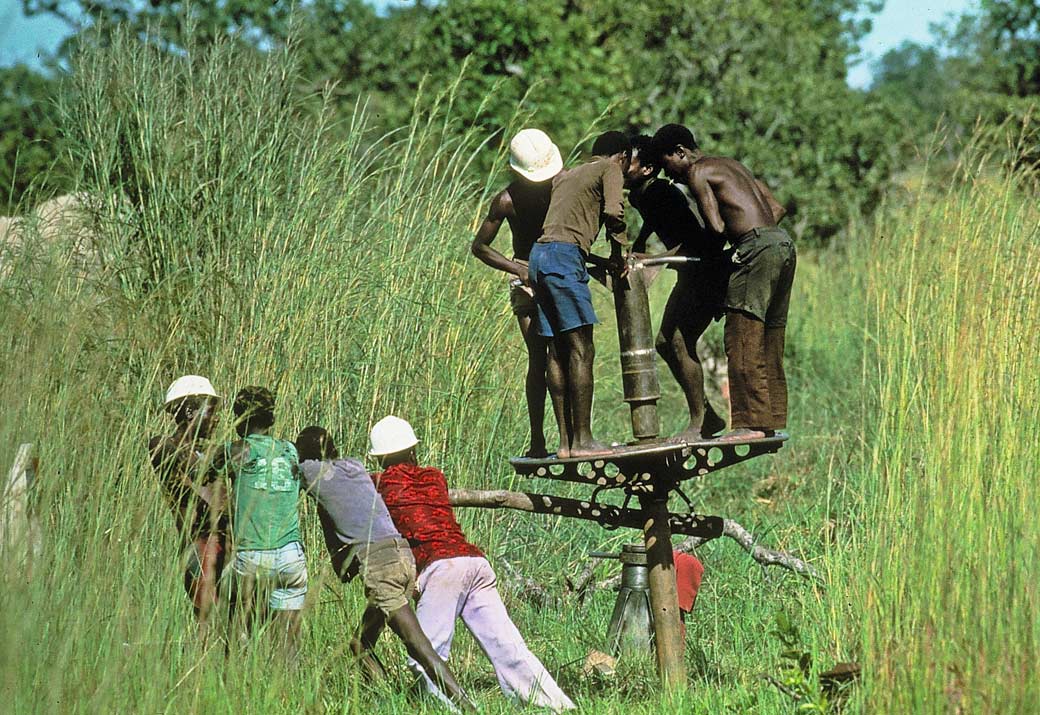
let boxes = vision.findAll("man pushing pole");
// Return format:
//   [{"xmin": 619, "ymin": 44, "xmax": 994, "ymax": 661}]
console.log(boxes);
[
  {"xmin": 295, "ymin": 426, "xmax": 475, "ymax": 712},
  {"xmin": 369, "ymin": 416, "xmax": 576, "ymax": 713}
]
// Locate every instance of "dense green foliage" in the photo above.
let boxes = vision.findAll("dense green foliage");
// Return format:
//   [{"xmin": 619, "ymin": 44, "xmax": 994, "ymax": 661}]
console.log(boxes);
[
  {"xmin": 872, "ymin": 0, "xmax": 1039, "ymax": 169},
  {"xmin": 0, "ymin": 65, "xmax": 69, "ymax": 213},
  {"xmin": 15, "ymin": 0, "xmax": 900, "ymax": 241}
]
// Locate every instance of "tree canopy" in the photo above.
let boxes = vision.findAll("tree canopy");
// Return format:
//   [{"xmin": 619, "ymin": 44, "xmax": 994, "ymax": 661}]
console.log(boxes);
[
  {"xmin": 871, "ymin": 0, "xmax": 1039, "ymax": 163},
  {"xmin": 0, "ymin": 65, "xmax": 69, "ymax": 213},
  {"xmin": 5, "ymin": 0, "xmax": 1035, "ymax": 234}
]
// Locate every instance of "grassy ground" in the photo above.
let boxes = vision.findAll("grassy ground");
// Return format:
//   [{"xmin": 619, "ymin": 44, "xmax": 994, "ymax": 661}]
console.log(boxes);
[{"xmin": 2, "ymin": 35, "xmax": 1037, "ymax": 714}]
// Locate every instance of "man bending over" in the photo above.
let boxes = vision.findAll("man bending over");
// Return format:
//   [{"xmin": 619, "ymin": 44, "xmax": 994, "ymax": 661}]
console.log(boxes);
[
  {"xmin": 652, "ymin": 124, "xmax": 794, "ymax": 441},
  {"xmin": 625, "ymin": 135, "xmax": 727, "ymax": 440},
  {"xmin": 295, "ymin": 426, "xmax": 475, "ymax": 712},
  {"xmin": 369, "ymin": 415, "xmax": 576, "ymax": 713}
]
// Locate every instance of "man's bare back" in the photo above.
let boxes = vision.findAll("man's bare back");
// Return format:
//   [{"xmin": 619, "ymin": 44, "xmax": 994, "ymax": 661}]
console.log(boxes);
[
  {"xmin": 652, "ymin": 123, "xmax": 785, "ymax": 240},
  {"xmin": 503, "ymin": 180, "xmax": 552, "ymax": 259},
  {"xmin": 684, "ymin": 156, "xmax": 781, "ymax": 239}
]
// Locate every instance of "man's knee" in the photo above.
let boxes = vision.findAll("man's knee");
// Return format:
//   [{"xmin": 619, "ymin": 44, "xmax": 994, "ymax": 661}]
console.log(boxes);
[
  {"xmin": 655, "ymin": 329, "xmax": 678, "ymax": 360},
  {"xmin": 526, "ymin": 342, "xmax": 549, "ymax": 372},
  {"xmin": 562, "ymin": 326, "xmax": 594, "ymax": 359}
]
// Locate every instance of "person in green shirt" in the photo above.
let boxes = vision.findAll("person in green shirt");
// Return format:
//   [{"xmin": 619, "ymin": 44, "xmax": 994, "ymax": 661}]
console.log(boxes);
[{"xmin": 223, "ymin": 386, "xmax": 307, "ymax": 658}]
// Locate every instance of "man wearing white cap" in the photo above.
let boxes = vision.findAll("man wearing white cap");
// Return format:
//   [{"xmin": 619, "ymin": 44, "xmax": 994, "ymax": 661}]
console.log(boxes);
[
  {"xmin": 369, "ymin": 415, "xmax": 576, "ymax": 713},
  {"xmin": 471, "ymin": 128, "xmax": 566, "ymax": 458},
  {"xmin": 148, "ymin": 375, "xmax": 227, "ymax": 633}
]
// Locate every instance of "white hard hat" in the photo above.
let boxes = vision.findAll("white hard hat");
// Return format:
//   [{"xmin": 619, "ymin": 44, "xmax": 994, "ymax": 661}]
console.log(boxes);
[
  {"xmin": 509, "ymin": 128, "xmax": 563, "ymax": 182},
  {"xmin": 164, "ymin": 375, "xmax": 219, "ymax": 407},
  {"xmin": 369, "ymin": 415, "xmax": 420, "ymax": 456}
]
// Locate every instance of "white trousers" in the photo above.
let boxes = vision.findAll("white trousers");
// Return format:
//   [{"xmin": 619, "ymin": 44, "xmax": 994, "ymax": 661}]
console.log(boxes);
[{"xmin": 410, "ymin": 556, "xmax": 575, "ymax": 712}]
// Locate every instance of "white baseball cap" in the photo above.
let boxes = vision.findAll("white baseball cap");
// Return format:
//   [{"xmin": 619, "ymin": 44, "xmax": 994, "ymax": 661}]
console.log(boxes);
[
  {"xmin": 369, "ymin": 415, "xmax": 420, "ymax": 456},
  {"xmin": 164, "ymin": 375, "xmax": 219, "ymax": 407},
  {"xmin": 509, "ymin": 128, "xmax": 563, "ymax": 182}
]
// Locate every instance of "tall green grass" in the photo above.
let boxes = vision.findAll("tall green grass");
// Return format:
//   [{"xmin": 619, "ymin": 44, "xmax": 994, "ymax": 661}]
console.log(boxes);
[
  {"xmin": 0, "ymin": 31, "xmax": 547, "ymax": 714},
  {"xmin": 3, "ymin": 29, "xmax": 1036, "ymax": 715},
  {"xmin": 851, "ymin": 153, "xmax": 1040, "ymax": 712}
]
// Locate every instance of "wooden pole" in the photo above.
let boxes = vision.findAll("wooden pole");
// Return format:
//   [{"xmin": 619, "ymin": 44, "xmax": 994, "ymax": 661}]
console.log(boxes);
[
  {"xmin": 2, "ymin": 443, "xmax": 36, "ymax": 559},
  {"xmin": 448, "ymin": 488, "xmax": 722, "ymax": 540},
  {"xmin": 639, "ymin": 492, "xmax": 687, "ymax": 691}
]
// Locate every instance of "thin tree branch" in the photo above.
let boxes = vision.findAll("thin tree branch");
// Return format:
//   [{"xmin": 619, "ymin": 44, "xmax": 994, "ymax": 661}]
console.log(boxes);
[{"xmin": 448, "ymin": 488, "xmax": 821, "ymax": 592}]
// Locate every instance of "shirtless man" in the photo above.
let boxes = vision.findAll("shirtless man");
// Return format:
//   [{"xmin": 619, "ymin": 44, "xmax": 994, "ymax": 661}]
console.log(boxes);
[
  {"xmin": 147, "ymin": 375, "xmax": 227, "ymax": 637},
  {"xmin": 652, "ymin": 124, "xmax": 794, "ymax": 441},
  {"xmin": 471, "ymin": 128, "xmax": 566, "ymax": 457},
  {"xmin": 624, "ymin": 135, "xmax": 727, "ymax": 440}
]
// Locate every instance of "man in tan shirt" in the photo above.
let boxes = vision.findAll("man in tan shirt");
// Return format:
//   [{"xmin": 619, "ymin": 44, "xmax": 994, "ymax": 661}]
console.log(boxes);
[{"xmin": 527, "ymin": 131, "xmax": 630, "ymax": 458}]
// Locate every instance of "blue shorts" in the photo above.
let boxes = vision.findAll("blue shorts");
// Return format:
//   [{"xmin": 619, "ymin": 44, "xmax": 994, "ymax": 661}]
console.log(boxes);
[{"xmin": 528, "ymin": 241, "xmax": 599, "ymax": 337}]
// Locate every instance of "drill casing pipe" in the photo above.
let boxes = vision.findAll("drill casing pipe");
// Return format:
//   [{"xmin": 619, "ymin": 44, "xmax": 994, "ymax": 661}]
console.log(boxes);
[{"xmin": 612, "ymin": 263, "xmax": 661, "ymax": 441}]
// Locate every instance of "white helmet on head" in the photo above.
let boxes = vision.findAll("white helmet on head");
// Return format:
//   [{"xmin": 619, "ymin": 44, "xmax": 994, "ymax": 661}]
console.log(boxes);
[
  {"xmin": 164, "ymin": 375, "xmax": 218, "ymax": 407},
  {"xmin": 369, "ymin": 415, "xmax": 420, "ymax": 456},
  {"xmin": 509, "ymin": 128, "xmax": 563, "ymax": 182}
]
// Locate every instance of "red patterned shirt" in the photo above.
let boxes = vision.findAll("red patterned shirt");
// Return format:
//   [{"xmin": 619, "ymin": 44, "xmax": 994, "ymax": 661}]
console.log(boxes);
[{"xmin": 372, "ymin": 463, "xmax": 484, "ymax": 573}]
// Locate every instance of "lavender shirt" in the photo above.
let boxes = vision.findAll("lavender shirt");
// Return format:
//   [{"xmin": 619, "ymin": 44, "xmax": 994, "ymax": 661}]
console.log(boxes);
[{"xmin": 299, "ymin": 458, "xmax": 401, "ymax": 577}]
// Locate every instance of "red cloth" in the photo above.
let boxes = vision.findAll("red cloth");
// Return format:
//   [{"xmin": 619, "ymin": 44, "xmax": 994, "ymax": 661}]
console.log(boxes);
[
  {"xmin": 673, "ymin": 550, "xmax": 704, "ymax": 639},
  {"xmin": 674, "ymin": 550, "xmax": 704, "ymax": 611},
  {"xmin": 372, "ymin": 463, "xmax": 484, "ymax": 573}
]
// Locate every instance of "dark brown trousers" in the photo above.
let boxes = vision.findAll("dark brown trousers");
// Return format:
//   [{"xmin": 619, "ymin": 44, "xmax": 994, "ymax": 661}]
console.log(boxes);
[{"xmin": 724, "ymin": 312, "xmax": 787, "ymax": 430}]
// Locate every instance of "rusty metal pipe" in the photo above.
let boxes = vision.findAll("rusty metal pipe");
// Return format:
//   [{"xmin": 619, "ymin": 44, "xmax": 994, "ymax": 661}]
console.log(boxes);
[
  {"xmin": 613, "ymin": 262, "xmax": 661, "ymax": 441},
  {"xmin": 639, "ymin": 493, "xmax": 687, "ymax": 691}
]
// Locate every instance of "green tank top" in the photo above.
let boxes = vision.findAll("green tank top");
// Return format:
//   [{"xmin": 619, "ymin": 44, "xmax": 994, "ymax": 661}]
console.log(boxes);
[{"xmin": 230, "ymin": 434, "xmax": 302, "ymax": 551}]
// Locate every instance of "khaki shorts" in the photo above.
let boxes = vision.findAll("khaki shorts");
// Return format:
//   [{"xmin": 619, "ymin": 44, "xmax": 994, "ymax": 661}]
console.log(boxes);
[
  {"xmin": 509, "ymin": 279, "xmax": 537, "ymax": 317},
  {"xmin": 356, "ymin": 537, "xmax": 416, "ymax": 615},
  {"xmin": 724, "ymin": 227, "xmax": 796, "ymax": 327}
]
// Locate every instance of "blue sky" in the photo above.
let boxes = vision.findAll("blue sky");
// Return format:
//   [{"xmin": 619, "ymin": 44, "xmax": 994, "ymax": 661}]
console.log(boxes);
[
  {"xmin": 847, "ymin": 0, "xmax": 977, "ymax": 87},
  {"xmin": 1, "ymin": 0, "xmax": 976, "ymax": 88}
]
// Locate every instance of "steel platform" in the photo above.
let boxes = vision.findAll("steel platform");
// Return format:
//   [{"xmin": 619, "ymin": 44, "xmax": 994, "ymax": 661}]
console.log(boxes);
[{"xmin": 509, "ymin": 432, "xmax": 788, "ymax": 488}]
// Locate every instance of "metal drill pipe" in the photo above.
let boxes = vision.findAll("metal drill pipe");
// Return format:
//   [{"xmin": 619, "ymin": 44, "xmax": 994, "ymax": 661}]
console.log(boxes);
[
  {"xmin": 637, "ymin": 255, "xmax": 700, "ymax": 268},
  {"xmin": 612, "ymin": 261, "xmax": 661, "ymax": 441}
]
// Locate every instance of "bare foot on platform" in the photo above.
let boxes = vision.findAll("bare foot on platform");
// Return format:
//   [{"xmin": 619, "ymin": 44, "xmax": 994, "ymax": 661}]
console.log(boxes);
[
  {"xmin": 555, "ymin": 445, "xmax": 571, "ymax": 459},
  {"xmin": 524, "ymin": 444, "xmax": 550, "ymax": 459},
  {"xmin": 701, "ymin": 407, "xmax": 727, "ymax": 438},
  {"xmin": 668, "ymin": 426, "xmax": 704, "ymax": 444},
  {"xmin": 568, "ymin": 440, "xmax": 614, "ymax": 458},
  {"xmin": 715, "ymin": 428, "xmax": 767, "ymax": 443}
]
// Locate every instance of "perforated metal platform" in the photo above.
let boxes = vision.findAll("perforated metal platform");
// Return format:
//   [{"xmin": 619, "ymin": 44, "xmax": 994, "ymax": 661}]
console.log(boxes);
[{"xmin": 509, "ymin": 432, "xmax": 788, "ymax": 488}]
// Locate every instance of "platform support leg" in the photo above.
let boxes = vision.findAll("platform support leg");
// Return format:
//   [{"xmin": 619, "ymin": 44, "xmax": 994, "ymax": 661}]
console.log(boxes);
[{"xmin": 639, "ymin": 492, "xmax": 686, "ymax": 691}]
